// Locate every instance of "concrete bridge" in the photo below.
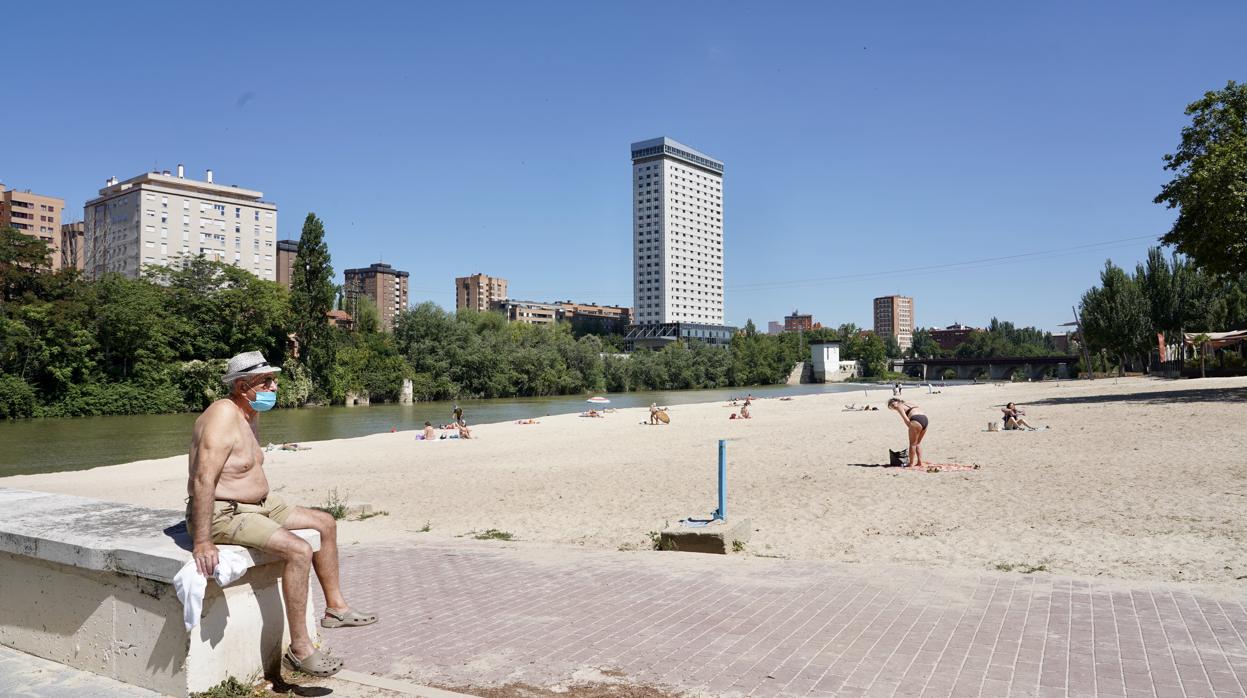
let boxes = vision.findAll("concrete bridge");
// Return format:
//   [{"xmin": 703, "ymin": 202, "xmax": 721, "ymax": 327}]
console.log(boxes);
[{"xmin": 891, "ymin": 355, "xmax": 1078, "ymax": 381}]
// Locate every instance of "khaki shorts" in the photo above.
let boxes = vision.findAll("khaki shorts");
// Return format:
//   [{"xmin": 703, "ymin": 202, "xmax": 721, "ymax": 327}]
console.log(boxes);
[{"xmin": 186, "ymin": 494, "xmax": 294, "ymax": 549}]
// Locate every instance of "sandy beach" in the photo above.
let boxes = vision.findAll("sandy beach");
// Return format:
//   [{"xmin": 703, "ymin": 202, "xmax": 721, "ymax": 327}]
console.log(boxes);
[{"xmin": 5, "ymin": 376, "xmax": 1245, "ymax": 594}]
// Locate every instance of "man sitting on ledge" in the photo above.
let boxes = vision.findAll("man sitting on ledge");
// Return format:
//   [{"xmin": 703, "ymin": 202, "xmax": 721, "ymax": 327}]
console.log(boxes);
[{"xmin": 187, "ymin": 351, "xmax": 377, "ymax": 678}]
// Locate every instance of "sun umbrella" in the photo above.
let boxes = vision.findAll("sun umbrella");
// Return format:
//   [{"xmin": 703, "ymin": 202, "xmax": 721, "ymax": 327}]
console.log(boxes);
[{"xmin": 586, "ymin": 396, "xmax": 610, "ymax": 404}]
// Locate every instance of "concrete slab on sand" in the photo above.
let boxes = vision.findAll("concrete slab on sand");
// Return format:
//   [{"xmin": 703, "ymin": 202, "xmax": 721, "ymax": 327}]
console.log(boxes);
[{"xmin": 659, "ymin": 517, "xmax": 750, "ymax": 554}]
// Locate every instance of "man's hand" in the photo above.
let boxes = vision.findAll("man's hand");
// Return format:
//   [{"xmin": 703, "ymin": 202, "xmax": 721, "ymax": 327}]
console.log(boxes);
[{"xmin": 193, "ymin": 541, "xmax": 219, "ymax": 577}]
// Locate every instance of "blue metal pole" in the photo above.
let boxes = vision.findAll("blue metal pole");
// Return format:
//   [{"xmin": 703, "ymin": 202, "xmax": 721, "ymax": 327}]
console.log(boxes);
[{"xmin": 717, "ymin": 439, "xmax": 726, "ymax": 521}]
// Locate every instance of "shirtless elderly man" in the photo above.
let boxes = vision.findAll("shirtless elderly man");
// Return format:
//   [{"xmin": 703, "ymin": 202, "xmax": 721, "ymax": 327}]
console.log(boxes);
[{"xmin": 187, "ymin": 351, "xmax": 376, "ymax": 678}]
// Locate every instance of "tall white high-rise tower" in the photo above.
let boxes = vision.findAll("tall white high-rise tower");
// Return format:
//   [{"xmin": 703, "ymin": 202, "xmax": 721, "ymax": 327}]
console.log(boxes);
[{"xmin": 630, "ymin": 137, "xmax": 724, "ymax": 326}]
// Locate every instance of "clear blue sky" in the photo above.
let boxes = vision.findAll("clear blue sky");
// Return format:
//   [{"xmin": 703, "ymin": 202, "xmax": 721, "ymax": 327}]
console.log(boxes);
[{"xmin": 6, "ymin": 2, "xmax": 1244, "ymax": 331}]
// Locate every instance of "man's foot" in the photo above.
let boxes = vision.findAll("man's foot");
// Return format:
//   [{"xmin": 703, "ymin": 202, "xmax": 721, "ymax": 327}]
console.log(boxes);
[
  {"xmin": 284, "ymin": 647, "xmax": 343, "ymax": 677},
  {"xmin": 322, "ymin": 607, "xmax": 379, "ymax": 628}
]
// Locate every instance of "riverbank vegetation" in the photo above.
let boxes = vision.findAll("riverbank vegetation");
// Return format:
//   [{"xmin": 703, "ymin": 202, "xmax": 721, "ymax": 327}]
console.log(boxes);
[
  {"xmin": 1078, "ymin": 248, "xmax": 1247, "ymax": 372},
  {"xmin": 2, "ymin": 218, "xmax": 898, "ymax": 419}
]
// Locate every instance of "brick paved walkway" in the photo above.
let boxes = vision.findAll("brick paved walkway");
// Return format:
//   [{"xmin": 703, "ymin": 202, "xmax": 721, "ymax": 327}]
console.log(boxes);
[{"xmin": 318, "ymin": 542, "xmax": 1247, "ymax": 698}]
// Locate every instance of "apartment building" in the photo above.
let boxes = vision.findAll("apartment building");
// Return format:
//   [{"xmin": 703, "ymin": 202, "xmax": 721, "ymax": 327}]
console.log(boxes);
[
  {"xmin": 557, "ymin": 301, "xmax": 632, "ymax": 335},
  {"xmin": 873, "ymin": 295, "xmax": 915, "ymax": 351},
  {"xmin": 930, "ymin": 323, "xmax": 977, "ymax": 351},
  {"xmin": 784, "ymin": 310, "xmax": 818, "ymax": 333},
  {"xmin": 276, "ymin": 239, "xmax": 298, "ymax": 288},
  {"xmin": 344, "ymin": 262, "xmax": 409, "ymax": 331},
  {"xmin": 456, "ymin": 273, "xmax": 508, "ymax": 312},
  {"xmin": 493, "ymin": 299, "xmax": 559, "ymax": 325},
  {"xmin": 83, "ymin": 166, "xmax": 277, "ymax": 279},
  {"xmin": 1, "ymin": 184, "xmax": 65, "ymax": 269},
  {"xmin": 631, "ymin": 137, "xmax": 724, "ymax": 325}
]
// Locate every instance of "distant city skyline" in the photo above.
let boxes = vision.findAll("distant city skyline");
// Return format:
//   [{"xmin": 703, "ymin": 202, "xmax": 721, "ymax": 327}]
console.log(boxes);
[{"xmin": 3, "ymin": 3, "xmax": 1242, "ymax": 331}]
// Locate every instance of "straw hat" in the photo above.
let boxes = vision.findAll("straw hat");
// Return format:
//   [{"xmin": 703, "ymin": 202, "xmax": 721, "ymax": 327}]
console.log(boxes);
[{"xmin": 221, "ymin": 351, "xmax": 282, "ymax": 386}]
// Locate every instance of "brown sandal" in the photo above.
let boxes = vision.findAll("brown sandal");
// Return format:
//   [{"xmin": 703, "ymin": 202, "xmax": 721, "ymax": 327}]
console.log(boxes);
[{"xmin": 283, "ymin": 648, "xmax": 344, "ymax": 677}]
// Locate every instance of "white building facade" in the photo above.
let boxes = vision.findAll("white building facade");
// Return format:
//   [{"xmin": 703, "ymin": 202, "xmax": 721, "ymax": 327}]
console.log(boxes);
[
  {"xmin": 630, "ymin": 137, "xmax": 724, "ymax": 325},
  {"xmin": 84, "ymin": 166, "xmax": 277, "ymax": 279},
  {"xmin": 809, "ymin": 341, "xmax": 861, "ymax": 382}
]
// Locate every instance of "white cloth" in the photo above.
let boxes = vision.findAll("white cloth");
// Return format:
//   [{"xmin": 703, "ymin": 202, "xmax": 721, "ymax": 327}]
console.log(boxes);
[{"xmin": 173, "ymin": 548, "xmax": 253, "ymax": 631}]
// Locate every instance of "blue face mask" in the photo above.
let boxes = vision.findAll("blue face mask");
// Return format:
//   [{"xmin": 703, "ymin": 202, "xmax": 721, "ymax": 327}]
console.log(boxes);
[{"xmin": 249, "ymin": 391, "xmax": 277, "ymax": 412}]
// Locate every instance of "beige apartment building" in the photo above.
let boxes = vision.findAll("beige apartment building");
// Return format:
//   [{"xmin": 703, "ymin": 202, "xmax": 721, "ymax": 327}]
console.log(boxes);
[
  {"xmin": 344, "ymin": 262, "xmax": 409, "ymax": 332},
  {"xmin": 873, "ymin": 295, "xmax": 915, "ymax": 351},
  {"xmin": 456, "ymin": 273, "xmax": 508, "ymax": 312},
  {"xmin": 558, "ymin": 301, "xmax": 632, "ymax": 334},
  {"xmin": 493, "ymin": 299, "xmax": 559, "ymax": 325},
  {"xmin": 1, "ymin": 184, "xmax": 65, "ymax": 270},
  {"xmin": 83, "ymin": 166, "xmax": 277, "ymax": 279},
  {"xmin": 276, "ymin": 239, "xmax": 298, "ymax": 288}
]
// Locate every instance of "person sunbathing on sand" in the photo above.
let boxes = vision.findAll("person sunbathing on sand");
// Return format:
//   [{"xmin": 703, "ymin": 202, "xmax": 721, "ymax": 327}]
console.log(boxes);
[
  {"xmin": 740, "ymin": 403, "xmax": 751, "ymax": 419},
  {"xmin": 516, "ymin": 418, "xmax": 540, "ymax": 425},
  {"xmin": 1001, "ymin": 403, "xmax": 1036, "ymax": 430},
  {"xmin": 582, "ymin": 409, "xmax": 603, "ymax": 418},
  {"xmin": 422, "ymin": 421, "xmax": 435, "ymax": 440}
]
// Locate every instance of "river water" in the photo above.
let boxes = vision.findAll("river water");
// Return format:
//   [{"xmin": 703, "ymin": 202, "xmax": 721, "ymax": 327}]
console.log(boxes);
[{"xmin": 0, "ymin": 382, "xmax": 891, "ymax": 477}]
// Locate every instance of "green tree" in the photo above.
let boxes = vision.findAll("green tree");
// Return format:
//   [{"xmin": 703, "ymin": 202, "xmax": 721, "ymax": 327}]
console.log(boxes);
[
  {"xmin": 1155, "ymin": 81, "xmax": 1247, "ymax": 275},
  {"xmin": 1079, "ymin": 261, "xmax": 1151, "ymax": 372},
  {"xmin": 90, "ymin": 274, "xmax": 175, "ymax": 380},
  {"xmin": 0, "ymin": 373, "xmax": 36, "ymax": 418},
  {"xmin": 909, "ymin": 328, "xmax": 943, "ymax": 358},
  {"xmin": 351, "ymin": 295, "xmax": 381, "ymax": 335},
  {"xmin": 0, "ymin": 227, "xmax": 53, "ymax": 302},
  {"xmin": 854, "ymin": 333, "xmax": 889, "ymax": 377},
  {"xmin": 289, "ymin": 214, "xmax": 336, "ymax": 399}
]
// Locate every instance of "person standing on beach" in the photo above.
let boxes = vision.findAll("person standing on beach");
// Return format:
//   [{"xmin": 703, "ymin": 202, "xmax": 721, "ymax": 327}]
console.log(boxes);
[
  {"xmin": 887, "ymin": 397, "xmax": 928, "ymax": 468},
  {"xmin": 186, "ymin": 351, "xmax": 377, "ymax": 678},
  {"xmin": 452, "ymin": 403, "xmax": 463, "ymax": 424}
]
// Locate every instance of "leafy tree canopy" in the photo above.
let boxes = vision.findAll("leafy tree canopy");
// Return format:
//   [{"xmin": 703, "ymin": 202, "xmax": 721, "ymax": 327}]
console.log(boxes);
[{"xmin": 1156, "ymin": 81, "xmax": 1247, "ymax": 275}]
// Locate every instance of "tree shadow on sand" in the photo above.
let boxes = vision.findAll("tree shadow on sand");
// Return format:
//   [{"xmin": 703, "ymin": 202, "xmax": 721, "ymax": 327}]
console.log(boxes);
[{"xmin": 1026, "ymin": 384, "xmax": 1247, "ymax": 407}]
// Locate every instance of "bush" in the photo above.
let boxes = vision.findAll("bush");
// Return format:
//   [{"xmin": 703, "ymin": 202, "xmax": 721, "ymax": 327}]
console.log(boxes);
[
  {"xmin": 277, "ymin": 360, "xmax": 313, "ymax": 408},
  {"xmin": 0, "ymin": 373, "xmax": 37, "ymax": 419},
  {"xmin": 177, "ymin": 359, "xmax": 227, "ymax": 411},
  {"xmin": 36, "ymin": 381, "xmax": 185, "ymax": 417}
]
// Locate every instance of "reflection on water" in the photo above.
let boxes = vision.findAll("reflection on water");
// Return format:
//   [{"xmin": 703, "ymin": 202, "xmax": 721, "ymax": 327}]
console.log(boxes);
[{"xmin": 0, "ymin": 382, "xmax": 889, "ymax": 477}]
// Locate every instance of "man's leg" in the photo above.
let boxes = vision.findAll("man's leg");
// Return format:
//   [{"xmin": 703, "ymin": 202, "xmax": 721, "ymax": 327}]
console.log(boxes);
[
  {"xmin": 264, "ymin": 529, "xmax": 316, "ymax": 659},
  {"xmin": 282, "ymin": 507, "xmax": 349, "ymax": 614}
]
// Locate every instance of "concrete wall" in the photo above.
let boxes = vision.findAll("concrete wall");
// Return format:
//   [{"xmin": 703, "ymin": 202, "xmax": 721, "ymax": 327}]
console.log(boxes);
[
  {"xmin": 0, "ymin": 489, "xmax": 320, "ymax": 697},
  {"xmin": 0, "ymin": 551, "xmax": 313, "ymax": 697}
]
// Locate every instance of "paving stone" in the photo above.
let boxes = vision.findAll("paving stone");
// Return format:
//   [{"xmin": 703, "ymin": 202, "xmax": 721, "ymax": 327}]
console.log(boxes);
[{"xmin": 310, "ymin": 541, "xmax": 1247, "ymax": 698}]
